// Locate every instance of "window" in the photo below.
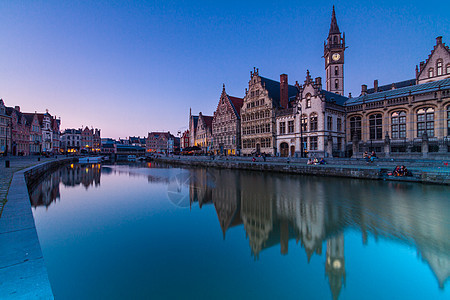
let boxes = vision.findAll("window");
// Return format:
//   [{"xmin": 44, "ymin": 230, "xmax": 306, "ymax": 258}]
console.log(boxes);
[
  {"xmin": 417, "ymin": 107, "xmax": 435, "ymax": 137},
  {"xmin": 265, "ymin": 123, "xmax": 270, "ymax": 133},
  {"xmin": 350, "ymin": 116, "xmax": 362, "ymax": 140},
  {"xmin": 447, "ymin": 106, "xmax": 450, "ymax": 136},
  {"xmin": 301, "ymin": 114, "xmax": 308, "ymax": 131},
  {"xmin": 437, "ymin": 60, "xmax": 443, "ymax": 76},
  {"xmin": 335, "ymin": 66, "xmax": 339, "ymax": 76},
  {"xmin": 310, "ymin": 113, "xmax": 318, "ymax": 131},
  {"xmin": 447, "ymin": 64, "xmax": 450, "ymax": 75},
  {"xmin": 306, "ymin": 93, "xmax": 311, "ymax": 108},
  {"xmin": 288, "ymin": 120, "xmax": 294, "ymax": 133},
  {"xmin": 327, "ymin": 116, "xmax": 332, "ymax": 131},
  {"xmin": 391, "ymin": 111, "xmax": 406, "ymax": 139},
  {"xmin": 428, "ymin": 68, "xmax": 434, "ymax": 78},
  {"xmin": 337, "ymin": 118, "xmax": 342, "ymax": 132},
  {"xmin": 310, "ymin": 136, "xmax": 318, "ymax": 150},
  {"xmin": 335, "ymin": 79, "xmax": 339, "ymax": 89},
  {"xmin": 337, "ymin": 137, "xmax": 342, "ymax": 151},
  {"xmin": 279, "ymin": 122, "xmax": 286, "ymax": 135},
  {"xmin": 369, "ymin": 114, "xmax": 383, "ymax": 140}
]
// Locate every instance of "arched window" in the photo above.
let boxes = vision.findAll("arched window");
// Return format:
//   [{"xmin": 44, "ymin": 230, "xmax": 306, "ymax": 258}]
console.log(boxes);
[
  {"xmin": 391, "ymin": 111, "xmax": 406, "ymax": 139},
  {"xmin": 306, "ymin": 93, "xmax": 311, "ymax": 108},
  {"xmin": 301, "ymin": 114, "xmax": 308, "ymax": 132},
  {"xmin": 335, "ymin": 66, "xmax": 339, "ymax": 76},
  {"xmin": 447, "ymin": 105, "xmax": 450, "ymax": 136},
  {"xmin": 335, "ymin": 79, "xmax": 339, "ymax": 89},
  {"xmin": 428, "ymin": 68, "xmax": 434, "ymax": 78},
  {"xmin": 369, "ymin": 114, "xmax": 383, "ymax": 140},
  {"xmin": 350, "ymin": 116, "xmax": 362, "ymax": 140},
  {"xmin": 310, "ymin": 113, "xmax": 318, "ymax": 131},
  {"xmin": 333, "ymin": 36, "xmax": 338, "ymax": 44},
  {"xmin": 437, "ymin": 59, "xmax": 443, "ymax": 76},
  {"xmin": 447, "ymin": 64, "xmax": 450, "ymax": 74},
  {"xmin": 417, "ymin": 107, "xmax": 435, "ymax": 137}
]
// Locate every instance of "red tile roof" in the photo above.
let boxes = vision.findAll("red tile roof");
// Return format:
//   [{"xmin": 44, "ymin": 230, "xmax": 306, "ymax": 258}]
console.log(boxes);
[{"xmin": 228, "ymin": 95, "xmax": 244, "ymax": 117}]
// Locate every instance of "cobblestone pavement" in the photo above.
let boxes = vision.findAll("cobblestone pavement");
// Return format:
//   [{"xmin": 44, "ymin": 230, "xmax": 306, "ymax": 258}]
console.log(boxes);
[{"xmin": 0, "ymin": 156, "xmax": 57, "ymax": 218}]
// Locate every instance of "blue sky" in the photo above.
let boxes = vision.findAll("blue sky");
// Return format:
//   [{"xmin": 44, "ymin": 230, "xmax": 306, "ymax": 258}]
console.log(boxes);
[{"xmin": 1, "ymin": 0, "xmax": 449, "ymax": 138}]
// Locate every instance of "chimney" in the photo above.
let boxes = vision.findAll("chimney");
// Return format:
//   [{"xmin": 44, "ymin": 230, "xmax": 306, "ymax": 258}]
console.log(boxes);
[
  {"xmin": 348, "ymin": 92, "xmax": 352, "ymax": 98},
  {"xmin": 361, "ymin": 84, "xmax": 367, "ymax": 95},
  {"xmin": 374, "ymin": 80, "xmax": 378, "ymax": 93},
  {"xmin": 14, "ymin": 106, "xmax": 20, "ymax": 112},
  {"xmin": 280, "ymin": 74, "xmax": 289, "ymax": 109},
  {"xmin": 315, "ymin": 77, "xmax": 322, "ymax": 90},
  {"xmin": 391, "ymin": 83, "xmax": 396, "ymax": 90},
  {"xmin": 436, "ymin": 36, "xmax": 442, "ymax": 45},
  {"xmin": 420, "ymin": 61, "xmax": 424, "ymax": 71}
]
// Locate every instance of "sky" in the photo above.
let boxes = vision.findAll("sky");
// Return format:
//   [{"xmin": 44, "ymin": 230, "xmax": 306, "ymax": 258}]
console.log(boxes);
[{"xmin": 1, "ymin": 0, "xmax": 449, "ymax": 139}]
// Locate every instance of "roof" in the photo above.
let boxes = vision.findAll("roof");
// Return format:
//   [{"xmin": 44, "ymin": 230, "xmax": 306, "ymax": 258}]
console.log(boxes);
[
  {"xmin": 260, "ymin": 76, "xmax": 298, "ymax": 108},
  {"xmin": 228, "ymin": 95, "xmax": 244, "ymax": 117},
  {"xmin": 346, "ymin": 78, "xmax": 450, "ymax": 105},
  {"xmin": 203, "ymin": 115, "xmax": 213, "ymax": 128},
  {"xmin": 6, "ymin": 107, "xmax": 27, "ymax": 125},
  {"xmin": 366, "ymin": 79, "xmax": 416, "ymax": 94},
  {"xmin": 148, "ymin": 132, "xmax": 174, "ymax": 139},
  {"xmin": 191, "ymin": 115, "xmax": 199, "ymax": 129},
  {"xmin": 329, "ymin": 6, "xmax": 340, "ymax": 35},
  {"xmin": 321, "ymin": 90, "xmax": 348, "ymax": 106}
]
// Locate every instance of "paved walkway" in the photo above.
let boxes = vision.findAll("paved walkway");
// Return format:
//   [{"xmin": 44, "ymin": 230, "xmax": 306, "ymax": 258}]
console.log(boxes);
[{"xmin": 0, "ymin": 156, "xmax": 57, "ymax": 218}]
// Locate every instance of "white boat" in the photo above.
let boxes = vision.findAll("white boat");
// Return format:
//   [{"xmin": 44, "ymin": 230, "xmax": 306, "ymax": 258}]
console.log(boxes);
[
  {"xmin": 79, "ymin": 156, "xmax": 102, "ymax": 164},
  {"xmin": 127, "ymin": 155, "xmax": 136, "ymax": 161}
]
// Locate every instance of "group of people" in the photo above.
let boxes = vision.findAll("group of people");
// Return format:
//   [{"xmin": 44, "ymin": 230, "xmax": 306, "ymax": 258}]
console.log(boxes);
[
  {"xmin": 363, "ymin": 151, "xmax": 377, "ymax": 163},
  {"xmin": 307, "ymin": 157, "xmax": 327, "ymax": 165},
  {"xmin": 392, "ymin": 165, "xmax": 410, "ymax": 177}
]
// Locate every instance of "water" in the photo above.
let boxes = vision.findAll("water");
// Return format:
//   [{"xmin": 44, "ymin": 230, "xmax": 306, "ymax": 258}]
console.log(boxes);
[{"xmin": 30, "ymin": 162, "xmax": 450, "ymax": 300}]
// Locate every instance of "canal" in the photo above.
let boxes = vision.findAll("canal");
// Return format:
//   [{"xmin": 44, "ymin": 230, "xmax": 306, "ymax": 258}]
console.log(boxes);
[{"xmin": 29, "ymin": 162, "xmax": 449, "ymax": 299}]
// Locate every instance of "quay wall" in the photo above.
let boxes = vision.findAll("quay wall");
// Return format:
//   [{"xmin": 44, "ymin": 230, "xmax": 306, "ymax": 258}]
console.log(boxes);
[
  {"xmin": 154, "ymin": 157, "xmax": 450, "ymax": 185},
  {"xmin": 0, "ymin": 158, "xmax": 75, "ymax": 299}
]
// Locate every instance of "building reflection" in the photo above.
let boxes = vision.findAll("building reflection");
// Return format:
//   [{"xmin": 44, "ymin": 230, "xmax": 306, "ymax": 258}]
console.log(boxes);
[
  {"xmin": 188, "ymin": 169, "xmax": 449, "ymax": 299},
  {"xmin": 30, "ymin": 163, "xmax": 101, "ymax": 208}
]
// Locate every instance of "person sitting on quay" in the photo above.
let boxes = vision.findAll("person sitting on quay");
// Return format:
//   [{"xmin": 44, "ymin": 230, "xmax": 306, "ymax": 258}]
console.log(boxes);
[
  {"xmin": 319, "ymin": 158, "xmax": 327, "ymax": 165},
  {"xmin": 307, "ymin": 158, "xmax": 314, "ymax": 165},
  {"xmin": 370, "ymin": 151, "xmax": 377, "ymax": 163},
  {"xmin": 363, "ymin": 151, "xmax": 370, "ymax": 163}
]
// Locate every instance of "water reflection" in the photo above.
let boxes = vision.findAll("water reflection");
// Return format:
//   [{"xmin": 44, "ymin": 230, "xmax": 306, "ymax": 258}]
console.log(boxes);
[
  {"xmin": 185, "ymin": 168, "xmax": 449, "ymax": 298},
  {"xmin": 30, "ymin": 163, "xmax": 449, "ymax": 298},
  {"xmin": 30, "ymin": 163, "xmax": 101, "ymax": 207}
]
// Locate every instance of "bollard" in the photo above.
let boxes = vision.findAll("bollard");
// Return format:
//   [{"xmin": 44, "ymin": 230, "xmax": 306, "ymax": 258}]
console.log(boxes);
[{"xmin": 5, "ymin": 160, "xmax": 10, "ymax": 168}]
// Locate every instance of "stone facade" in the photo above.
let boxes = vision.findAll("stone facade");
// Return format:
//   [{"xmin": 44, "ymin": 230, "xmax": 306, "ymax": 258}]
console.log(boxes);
[
  {"xmin": 240, "ymin": 69, "xmax": 298, "ymax": 156},
  {"xmin": 146, "ymin": 131, "xmax": 175, "ymax": 153},
  {"xmin": 23, "ymin": 113, "xmax": 42, "ymax": 154},
  {"xmin": 195, "ymin": 112, "xmax": 213, "ymax": 152},
  {"xmin": 212, "ymin": 85, "xmax": 243, "ymax": 155},
  {"xmin": 61, "ymin": 129, "xmax": 82, "ymax": 153},
  {"xmin": 6, "ymin": 106, "xmax": 30, "ymax": 156},
  {"xmin": 345, "ymin": 37, "xmax": 450, "ymax": 158}
]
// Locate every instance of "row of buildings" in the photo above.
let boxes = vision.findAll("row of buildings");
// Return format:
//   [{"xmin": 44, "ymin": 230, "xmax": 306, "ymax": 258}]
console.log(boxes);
[
  {"xmin": 0, "ymin": 101, "xmax": 62, "ymax": 155},
  {"xmin": 0, "ymin": 98, "xmax": 103, "ymax": 155},
  {"xmin": 188, "ymin": 7, "xmax": 450, "ymax": 158}
]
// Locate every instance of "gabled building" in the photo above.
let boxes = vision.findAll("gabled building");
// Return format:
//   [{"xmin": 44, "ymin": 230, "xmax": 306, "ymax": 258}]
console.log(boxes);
[
  {"xmin": 212, "ymin": 84, "xmax": 243, "ymax": 155},
  {"xmin": 23, "ymin": 112, "xmax": 42, "ymax": 154},
  {"xmin": 60, "ymin": 129, "xmax": 82, "ymax": 153},
  {"xmin": 0, "ymin": 99, "xmax": 12, "ymax": 154},
  {"xmin": 194, "ymin": 112, "xmax": 213, "ymax": 152},
  {"xmin": 240, "ymin": 69, "xmax": 298, "ymax": 156},
  {"xmin": 6, "ymin": 106, "xmax": 30, "ymax": 156},
  {"xmin": 181, "ymin": 130, "xmax": 189, "ymax": 150}
]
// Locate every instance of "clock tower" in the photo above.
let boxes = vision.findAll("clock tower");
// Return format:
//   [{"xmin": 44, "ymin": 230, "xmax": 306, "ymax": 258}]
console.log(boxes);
[{"xmin": 324, "ymin": 6, "xmax": 346, "ymax": 96}]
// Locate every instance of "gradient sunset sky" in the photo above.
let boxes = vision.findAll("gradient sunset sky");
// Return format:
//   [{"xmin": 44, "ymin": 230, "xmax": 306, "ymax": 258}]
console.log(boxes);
[{"xmin": 1, "ymin": 0, "xmax": 449, "ymax": 138}]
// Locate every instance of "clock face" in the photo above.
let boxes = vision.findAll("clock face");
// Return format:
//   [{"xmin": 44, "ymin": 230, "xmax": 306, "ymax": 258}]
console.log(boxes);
[{"xmin": 332, "ymin": 53, "xmax": 340, "ymax": 61}]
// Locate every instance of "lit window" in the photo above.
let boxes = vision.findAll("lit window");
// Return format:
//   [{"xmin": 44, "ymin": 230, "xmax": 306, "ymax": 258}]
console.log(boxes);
[
  {"xmin": 437, "ymin": 60, "xmax": 443, "ymax": 76},
  {"xmin": 310, "ymin": 113, "xmax": 318, "ymax": 131},
  {"xmin": 391, "ymin": 111, "xmax": 406, "ymax": 139},
  {"xmin": 417, "ymin": 107, "xmax": 435, "ymax": 137},
  {"xmin": 301, "ymin": 114, "xmax": 308, "ymax": 132},
  {"xmin": 306, "ymin": 93, "xmax": 312, "ymax": 108},
  {"xmin": 428, "ymin": 68, "xmax": 434, "ymax": 78}
]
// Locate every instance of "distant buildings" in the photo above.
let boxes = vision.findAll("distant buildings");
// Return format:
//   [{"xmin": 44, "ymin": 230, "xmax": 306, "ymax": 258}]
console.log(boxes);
[
  {"xmin": 60, "ymin": 127, "xmax": 101, "ymax": 154},
  {"xmin": 146, "ymin": 131, "xmax": 176, "ymax": 154}
]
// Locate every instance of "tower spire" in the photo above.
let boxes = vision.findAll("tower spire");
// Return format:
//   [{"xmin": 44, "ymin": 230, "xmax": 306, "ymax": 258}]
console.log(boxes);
[{"xmin": 329, "ymin": 5, "xmax": 340, "ymax": 35}]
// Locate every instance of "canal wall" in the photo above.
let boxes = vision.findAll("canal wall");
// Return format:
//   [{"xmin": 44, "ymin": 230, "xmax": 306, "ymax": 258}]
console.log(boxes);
[
  {"xmin": 0, "ymin": 158, "xmax": 75, "ymax": 299},
  {"xmin": 154, "ymin": 157, "xmax": 450, "ymax": 185}
]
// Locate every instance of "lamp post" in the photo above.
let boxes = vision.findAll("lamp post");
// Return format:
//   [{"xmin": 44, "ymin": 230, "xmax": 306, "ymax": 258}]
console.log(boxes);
[{"xmin": 294, "ymin": 102, "xmax": 304, "ymax": 158}]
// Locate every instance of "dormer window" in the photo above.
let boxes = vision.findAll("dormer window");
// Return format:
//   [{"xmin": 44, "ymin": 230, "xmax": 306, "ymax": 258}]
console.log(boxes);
[
  {"xmin": 306, "ymin": 93, "xmax": 311, "ymax": 108},
  {"xmin": 428, "ymin": 68, "xmax": 434, "ymax": 78},
  {"xmin": 437, "ymin": 60, "xmax": 443, "ymax": 76}
]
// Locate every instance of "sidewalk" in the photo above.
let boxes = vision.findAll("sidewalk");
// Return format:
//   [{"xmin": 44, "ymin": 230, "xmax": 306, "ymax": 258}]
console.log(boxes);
[{"xmin": 0, "ymin": 156, "xmax": 58, "ymax": 218}]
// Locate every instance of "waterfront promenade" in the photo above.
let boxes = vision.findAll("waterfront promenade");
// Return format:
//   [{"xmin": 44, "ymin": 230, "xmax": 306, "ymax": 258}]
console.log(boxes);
[
  {"xmin": 0, "ymin": 156, "xmax": 73, "ymax": 299},
  {"xmin": 155, "ymin": 155, "xmax": 450, "ymax": 185}
]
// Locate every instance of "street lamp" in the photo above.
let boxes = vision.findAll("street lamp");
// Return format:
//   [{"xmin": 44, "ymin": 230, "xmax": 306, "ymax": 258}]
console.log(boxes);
[{"xmin": 294, "ymin": 102, "xmax": 304, "ymax": 158}]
